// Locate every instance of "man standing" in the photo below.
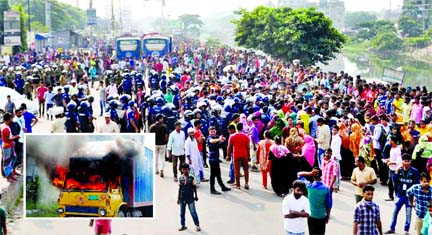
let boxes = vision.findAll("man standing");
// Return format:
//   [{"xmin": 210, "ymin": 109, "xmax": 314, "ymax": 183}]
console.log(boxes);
[
  {"xmin": 385, "ymin": 153, "xmax": 419, "ymax": 235},
  {"xmin": 207, "ymin": 126, "xmax": 230, "ymax": 194},
  {"xmin": 167, "ymin": 121, "xmax": 185, "ymax": 182},
  {"xmin": 21, "ymin": 103, "xmax": 38, "ymax": 133},
  {"xmin": 353, "ymin": 185, "xmax": 383, "ymax": 235},
  {"xmin": 43, "ymin": 86, "xmax": 55, "ymax": 120},
  {"xmin": 351, "ymin": 156, "xmax": 378, "ymax": 203},
  {"xmin": 95, "ymin": 113, "xmax": 120, "ymax": 133},
  {"xmin": 150, "ymin": 114, "xmax": 169, "ymax": 178},
  {"xmin": 227, "ymin": 123, "xmax": 250, "ymax": 190},
  {"xmin": 184, "ymin": 128, "xmax": 203, "ymax": 184},
  {"xmin": 316, "ymin": 118, "xmax": 331, "ymax": 167},
  {"xmin": 96, "ymin": 80, "xmax": 107, "ymax": 116},
  {"xmin": 322, "ymin": 148, "xmax": 339, "ymax": 191},
  {"xmin": 282, "ymin": 180, "xmax": 310, "ymax": 235},
  {"xmin": 298, "ymin": 168, "xmax": 332, "ymax": 234},
  {"xmin": 12, "ymin": 108, "xmax": 24, "ymax": 168},
  {"xmin": 4, "ymin": 95, "xmax": 15, "ymax": 114},
  {"xmin": 407, "ymin": 172, "xmax": 432, "ymax": 235},
  {"xmin": 1, "ymin": 113, "xmax": 19, "ymax": 182},
  {"xmin": 249, "ymin": 116, "xmax": 260, "ymax": 172},
  {"xmin": 193, "ymin": 120, "xmax": 208, "ymax": 182}
]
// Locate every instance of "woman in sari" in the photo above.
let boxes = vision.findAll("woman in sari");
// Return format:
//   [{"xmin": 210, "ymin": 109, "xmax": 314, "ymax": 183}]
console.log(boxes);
[
  {"xmin": 359, "ymin": 126, "xmax": 374, "ymax": 167},
  {"xmin": 339, "ymin": 122, "xmax": 354, "ymax": 179},
  {"xmin": 349, "ymin": 122, "xmax": 363, "ymax": 158},
  {"xmin": 267, "ymin": 136, "xmax": 291, "ymax": 197},
  {"xmin": 256, "ymin": 131, "xmax": 274, "ymax": 189}
]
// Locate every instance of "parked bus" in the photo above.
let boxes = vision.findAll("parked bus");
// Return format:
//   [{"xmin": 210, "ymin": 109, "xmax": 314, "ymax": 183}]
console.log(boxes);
[
  {"xmin": 142, "ymin": 35, "xmax": 172, "ymax": 58},
  {"xmin": 115, "ymin": 37, "xmax": 141, "ymax": 60}
]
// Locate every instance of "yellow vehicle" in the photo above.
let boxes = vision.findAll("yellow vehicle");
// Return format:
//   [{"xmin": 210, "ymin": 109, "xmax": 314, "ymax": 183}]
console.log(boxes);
[{"xmin": 55, "ymin": 140, "xmax": 153, "ymax": 217}]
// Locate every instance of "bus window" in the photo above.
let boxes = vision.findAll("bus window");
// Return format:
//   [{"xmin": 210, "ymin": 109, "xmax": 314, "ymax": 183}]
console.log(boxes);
[
  {"xmin": 144, "ymin": 39, "xmax": 167, "ymax": 51},
  {"xmin": 119, "ymin": 40, "xmax": 138, "ymax": 51}
]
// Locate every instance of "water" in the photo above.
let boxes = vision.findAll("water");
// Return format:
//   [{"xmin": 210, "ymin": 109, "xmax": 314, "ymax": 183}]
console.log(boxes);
[{"xmin": 320, "ymin": 53, "xmax": 432, "ymax": 90}]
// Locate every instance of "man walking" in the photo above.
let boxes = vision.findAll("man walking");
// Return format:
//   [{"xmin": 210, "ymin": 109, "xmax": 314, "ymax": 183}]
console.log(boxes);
[
  {"xmin": 351, "ymin": 156, "xmax": 377, "ymax": 203},
  {"xmin": 322, "ymin": 148, "xmax": 339, "ymax": 191},
  {"xmin": 227, "ymin": 123, "xmax": 250, "ymax": 190},
  {"xmin": 316, "ymin": 118, "xmax": 331, "ymax": 167},
  {"xmin": 385, "ymin": 153, "xmax": 419, "ymax": 235},
  {"xmin": 298, "ymin": 168, "xmax": 332, "ymax": 234},
  {"xmin": 353, "ymin": 185, "xmax": 383, "ymax": 235},
  {"xmin": 150, "ymin": 114, "xmax": 169, "ymax": 178},
  {"xmin": 407, "ymin": 172, "xmax": 432, "ymax": 235},
  {"xmin": 167, "ymin": 121, "xmax": 185, "ymax": 182},
  {"xmin": 95, "ymin": 113, "xmax": 120, "ymax": 133},
  {"xmin": 4, "ymin": 95, "xmax": 15, "ymax": 114}
]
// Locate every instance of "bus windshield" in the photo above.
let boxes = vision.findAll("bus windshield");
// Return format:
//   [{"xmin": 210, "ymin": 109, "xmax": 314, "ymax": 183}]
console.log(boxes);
[
  {"xmin": 144, "ymin": 38, "xmax": 167, "ymax": 51},
  {"xmin": 118, "ymin": 40, "xmax": 138, "ymax": 51}
]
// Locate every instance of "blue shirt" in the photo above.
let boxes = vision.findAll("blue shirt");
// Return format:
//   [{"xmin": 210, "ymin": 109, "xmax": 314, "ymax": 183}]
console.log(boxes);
[
  {"xmin": 207, "ymin": 135, "xmax": 222, "ymax": 163},
  {"xmin": 407, "ymin": 184, "xmax": 432, "ymax": 219},
  {"xmin": 304, "ymin": 180, "xmax": 332, "ymax": 219},
  {"xmin": 393, "ymin": 166, "xmax": 419, "ymax": 197},
  {"xmin": 23, "ymin": 111, "xmax": 36, "ymax": 133}
]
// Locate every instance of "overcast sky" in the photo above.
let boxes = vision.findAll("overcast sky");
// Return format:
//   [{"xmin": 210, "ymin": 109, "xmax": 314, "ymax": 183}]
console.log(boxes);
[{"xmin": 62, "ymin": 0, "xmax": 404, "ymax": 19}]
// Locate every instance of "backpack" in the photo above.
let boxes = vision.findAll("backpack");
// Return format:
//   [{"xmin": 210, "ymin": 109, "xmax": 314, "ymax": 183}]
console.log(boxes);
[{"xmin": 378, "ymin": 126, "xmax": 388, "ymax": 148}]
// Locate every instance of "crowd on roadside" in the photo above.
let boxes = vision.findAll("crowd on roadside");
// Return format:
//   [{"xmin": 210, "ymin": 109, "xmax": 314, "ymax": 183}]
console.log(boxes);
[{"xmin": 0, "ymin": 42, "xmax": 432, "ymax": 234}]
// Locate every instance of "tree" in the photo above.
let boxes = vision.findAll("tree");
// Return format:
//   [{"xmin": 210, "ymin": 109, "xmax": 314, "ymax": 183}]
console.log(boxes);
[
  {"xmin": 15, "ymin": 4, "xmax": 27, "ymax": 51},
  {"xmin": 352, "ymin": 20, "xmax": 396, "ymax": 41},
  {"xmin": 232, "ymin": 6, "xmax": 347, "ymax": 65},
  {"xmin": 0, "ymin": 0, "xmax": 10, "ymax": 45},
  {"xmin": 371, "ymin": 31, "xmax": 404, "ymax": 52},
  {"xmin": 178, "ymin": 14, "xmax": 203, "ymax": 38},
  {"xmin": 345, "ymin": 11, "xmax": 377, "ymax": 29},
  {"xmin": 398, "ymin": 15, "xmax": 423, "ymax": 37}
]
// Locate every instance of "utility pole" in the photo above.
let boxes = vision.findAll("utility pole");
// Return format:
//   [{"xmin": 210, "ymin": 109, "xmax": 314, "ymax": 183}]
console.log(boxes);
[
  {"xmin": 111, "ymin": 0, "xmax": 115, "ymax": 33},
  {"xmin": 118, "ymin": 0, "xmax": 122, "ymax": 35},
  {"xmin": 27, "ymin": 0, "xmax": 30, "ymax": 32},
  {"xmin": 161, "ymin": 0, "xmax": 165, "ymax": 31}
]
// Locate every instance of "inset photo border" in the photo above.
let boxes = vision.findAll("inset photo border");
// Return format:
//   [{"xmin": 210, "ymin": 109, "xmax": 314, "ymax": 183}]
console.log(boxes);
[{"xmin": 24, "ymin": 133, "xmax": 155, "ymax": 219}]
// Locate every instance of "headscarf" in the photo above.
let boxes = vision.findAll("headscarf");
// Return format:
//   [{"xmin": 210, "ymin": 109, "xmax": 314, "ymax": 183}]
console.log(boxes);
[
  {"xmin": 338, "ymin": 122, "xmax": 350, "ymax": 149},
  {"xmin": 285, "ymin": 127, "xmax": 304, "ymax": 153},
  {"xmin": 302, "ymin": 135, "xmax": 316, "ymax": 167},
  {"xmin": 350, "ymin": 122, "xmax": 363, "ymax": 157},
  {"xmin": 270, "ymin": 142, "xmax": 290, "ymax": 159},
  {"xmin": 413, "ymin": 134, "xmax": 432, "ymax": 160}
]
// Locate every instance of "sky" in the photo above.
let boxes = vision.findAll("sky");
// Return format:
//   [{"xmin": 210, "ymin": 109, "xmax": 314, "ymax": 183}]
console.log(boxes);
[{"xmin": 61, "ymin": 0, "xmax": 404, "ymax": 19}]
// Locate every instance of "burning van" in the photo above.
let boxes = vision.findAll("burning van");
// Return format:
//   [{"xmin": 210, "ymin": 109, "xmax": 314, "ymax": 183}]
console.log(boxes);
[{"xmin": 53, "ymin": 139, "xmax": 153, "ymax": 217}]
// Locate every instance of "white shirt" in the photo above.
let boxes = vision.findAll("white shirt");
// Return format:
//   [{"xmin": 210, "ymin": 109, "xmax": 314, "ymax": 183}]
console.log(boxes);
[
  {"xmin": 184, "ymin": 137, "xmax": 203, "ymax": 176},
  {"xmin": 331, "ymin": 134, "xmax": 342, "ymax": 160},
  {"xmin": 282, "ymin": 194, "xmax": 310, "ymax": 233},
  {"xmin": 167, "ymin": 130, "xmax": 186, "ymax": 156},
  {"xmin": 95, "ymin": 121, "xmax": 120, "ymax": 133},
  {"xmin": 13, "ymin": 116, "xmax": 25, "ymax": 143},
  {"xmin": 51, "ymin": 117, "xmax": 66, "ymax": 133},
  {"xmin": 389, "ymin": 146, "xmax": 402, "ymax": 171},
  {"xmin": 317, "ymin": 124, "xmax": 331, "ymax": 150}
]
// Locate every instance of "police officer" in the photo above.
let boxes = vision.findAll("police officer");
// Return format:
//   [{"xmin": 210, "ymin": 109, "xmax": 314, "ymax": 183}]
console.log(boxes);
[
  {"xmin": 148, "ymin": 70, "xmax": 159, "ymax": 91},
  {"xmin": 126, "ymin": 100, "xmax": 139, "ymax": 133},
  {"xmin": 120, "ymin": 73, "xmax": 132, "ymax": 95},
  {"xmin": 78, "ymin": 101, "xmax": 93, "ymax": 133},
  {"xmin": 62, "ymin": 85, "xmax": 71, "ymax": 106},
  {"xmin": 14, "ymin": 72, "xmax": 25, "ymax": 94},
  {"xmin": 107, "ymin": 100, "xmax": 120, "ymax": 123},
  {"xmin": 65, "ymin": 102, "xmax": 79, "ymax": 133}
]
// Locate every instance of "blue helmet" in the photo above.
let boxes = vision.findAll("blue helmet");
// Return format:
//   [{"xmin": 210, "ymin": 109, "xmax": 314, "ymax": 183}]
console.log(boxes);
[
  {"xmin": 216, "ymin": 96, "xmax": 224, "ymax": 103},
  {"xmin": 136, "ymin": 73, "xmax": 143, "ymax": 79},
  {"xmin": 263, "ymin": 96, "xmax": 269, "ymax": 103},
  {"xmin": 16, "ymin": 73, "xmax": 22, "ymax": 79},
  {"xmin": 156, "ymin": 97, "xmax": 165, "ymax": 105},
  {"xmin": 255, "ymin": 96, "xmax": 262, "ymax": 102},
  {"xmin": 106, "ymin": 95, "xmax": 115, "ymax": 102},
  {"xmin": 120, "ymin": 94, "xmax": 130, "ymax": 103},
  {"xmin": 67, "ymin": 102, "xmax": 77, "ymax": 110},
  {"xmin": 235, "ymin": 93, "xmax": 242, "ymax": 99},
  {"xmin": 87, "ymin": 95, "xmax": 94, "ymax": 103},
  {"xmin": 224, "ymin": 105, "xmax": 232, "ymax": 113},
  {"xmin": 161, "ymin": 105, "xmax": 170, "ymax": 113},
  {"xmin": 128, "ymin": 100, "xmax": 135, "ymax": 106},
  {"xmin": 63, "ymin": 86, "xmax": 70, "ymax": 92},
  {"xmin": 233, "ymin": 97, "xmax": 241, "ymax": 103},
  {"xmin": 109, "ymin": 100, "xmax": 118, "ymax": 108},
  {"xmin": 184, "ymin": 110, "xmax": 194, "ymax": 119},
  {"xmin": 80, "ymin": 101, "xmax": 90, "ymax": 108}
]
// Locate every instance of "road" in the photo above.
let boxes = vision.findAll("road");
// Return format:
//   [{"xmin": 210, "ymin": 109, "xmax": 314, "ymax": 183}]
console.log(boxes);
[{"xmin": 13, "ymin": 86, "xmax": 413, "ymax": 235}]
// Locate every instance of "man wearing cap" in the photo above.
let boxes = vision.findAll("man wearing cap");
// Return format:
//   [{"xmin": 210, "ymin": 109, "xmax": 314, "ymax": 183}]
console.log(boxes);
[
  {"xmin": 69, "ymin": 79, "xmax": 78, "ymax": 95},
  {"xmin": 150, "ymin": 114, "xmax": 169, "ymax": 177},
  {"xmin": 385, "ymin": 154, "xmax": 419, "ymax": 234},
  {"xmin": 95, "ymin": 113, "xmax": 120, "ymax": 133},
  {"xmin": 167, "ymin": 121, "xmax": 186, "ymax": 181},
  {"xmin": 185, "ymin": 128, "xmax": 203, "ymax": 184},
  {"xmin": 297, "ymin": 167, "xmax": 332, "ymax": 235}
]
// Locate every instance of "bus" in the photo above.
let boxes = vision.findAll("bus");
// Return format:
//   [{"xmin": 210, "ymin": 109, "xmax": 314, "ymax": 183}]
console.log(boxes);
[
  {"xmin": 142, "ymin": 35, "xmax": 172, "ymax": 58},
  {"xmin": 116, "ymin": 37, "xmax": 141, "ymax": 60}
]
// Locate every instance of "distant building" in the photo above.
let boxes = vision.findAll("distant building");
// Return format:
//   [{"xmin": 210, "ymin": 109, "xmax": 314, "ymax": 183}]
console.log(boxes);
[
  {"xmin": 278, "ymin": 0, "xmax": 317, "ymax": 8},
  {"xmin": 318, "ymin": 0, "xmax": 346, "ymax": 31}
]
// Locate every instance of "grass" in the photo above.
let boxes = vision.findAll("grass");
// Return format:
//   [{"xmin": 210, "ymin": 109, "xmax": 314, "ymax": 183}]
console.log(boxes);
[{"xmin": 26, "ymin": 202, "xmax": 59, "ymax": 217}]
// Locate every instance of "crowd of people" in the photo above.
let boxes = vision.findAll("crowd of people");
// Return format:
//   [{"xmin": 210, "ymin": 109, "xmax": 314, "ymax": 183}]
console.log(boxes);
[{"xmin": 1, "ymin": 42, "xmax": 432, "ymax": 234}]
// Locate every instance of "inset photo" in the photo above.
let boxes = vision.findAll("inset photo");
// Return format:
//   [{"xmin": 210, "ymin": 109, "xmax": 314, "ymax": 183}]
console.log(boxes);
[{"xmin": 25, "ymin": 134, "xmax": 154, "ymax": 218}]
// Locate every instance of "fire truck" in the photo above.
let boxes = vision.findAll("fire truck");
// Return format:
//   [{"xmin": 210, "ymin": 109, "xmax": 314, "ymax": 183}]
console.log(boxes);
[{"xmin": 55, "ymin": 139, "xmax": 153, "ymax": 217}]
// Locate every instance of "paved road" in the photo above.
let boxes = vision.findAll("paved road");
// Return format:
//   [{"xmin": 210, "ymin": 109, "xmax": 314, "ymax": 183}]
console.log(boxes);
[{"xmin": 15, "ymin": 86, "xmax": 413, "ymax": 235}]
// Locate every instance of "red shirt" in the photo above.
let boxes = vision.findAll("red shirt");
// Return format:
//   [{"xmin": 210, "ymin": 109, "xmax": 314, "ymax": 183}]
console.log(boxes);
[
  {"xmin": 229, "ymin": 132, "xmax": 250, "ymax": 159},
  {"xmin": 1, "ymin": 124, "xmax": 13, "ymax": 149},
  {"xmin": 194, "ymin": 129, "xmax": 204, "ymax": 152},
  {"xmin": 37, "ymin": 86, "xmax": 48, "ymax": 101}
]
